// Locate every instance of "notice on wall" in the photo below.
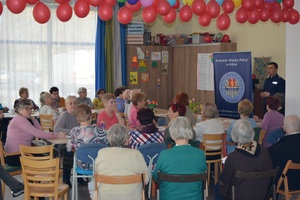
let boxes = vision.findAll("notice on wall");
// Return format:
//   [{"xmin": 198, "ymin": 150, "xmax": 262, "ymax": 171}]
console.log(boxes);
[{"xmin": 197, "ymin": 53, "xmax": 214, "ymax": 91}]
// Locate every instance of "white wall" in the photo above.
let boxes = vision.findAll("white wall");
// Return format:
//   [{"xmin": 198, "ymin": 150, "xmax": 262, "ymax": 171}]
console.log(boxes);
[{"xmin": 286, "ymin": 2, "xmax": 300, "ymax": 115}]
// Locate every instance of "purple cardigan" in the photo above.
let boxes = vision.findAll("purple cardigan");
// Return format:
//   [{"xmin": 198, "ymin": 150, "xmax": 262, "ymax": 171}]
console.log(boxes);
[{"xmin": 5, "ymin": 114, "xmax": 59, "ymax": 153}]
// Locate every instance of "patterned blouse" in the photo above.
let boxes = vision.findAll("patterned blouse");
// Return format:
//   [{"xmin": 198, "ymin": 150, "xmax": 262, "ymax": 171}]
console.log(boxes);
[{"xmin": 67, "ymin": 125, "xmax": 109, "ymax": 170}]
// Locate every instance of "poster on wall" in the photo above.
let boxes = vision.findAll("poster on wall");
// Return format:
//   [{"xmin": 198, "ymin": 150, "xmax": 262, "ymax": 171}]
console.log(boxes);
[
  {"xmin": 141, "ymin": 73, "xmax": 149, "ymax": 82},
  {"xmin": 197, "ymin": 53, "xmax": 214, "ymax": 91},
  {"xmin": 213, "ymin": 52, "xmax": 252, "ymax": 119},
  {"xmin": 162, "ymin": 51, "xmax": 169, "ymax": 63},
  {"xmin": 151, "ymin": 52, "xmax": 161, "ymax": 60},
  {"xmin": 130, "ymin": 72, "xmax": 138, "ymax": 85}
]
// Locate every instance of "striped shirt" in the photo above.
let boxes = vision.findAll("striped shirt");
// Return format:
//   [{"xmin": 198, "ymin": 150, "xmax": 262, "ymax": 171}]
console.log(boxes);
[{"xmin": 129, "ymin": 130, "xmax": 164, "ymax": 149}]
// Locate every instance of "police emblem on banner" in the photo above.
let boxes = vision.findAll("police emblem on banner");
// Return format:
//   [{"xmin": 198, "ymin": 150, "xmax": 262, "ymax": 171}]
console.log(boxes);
[{"xmin": 219, "ymin": 72, "xmax": 245, "ymax": 103}]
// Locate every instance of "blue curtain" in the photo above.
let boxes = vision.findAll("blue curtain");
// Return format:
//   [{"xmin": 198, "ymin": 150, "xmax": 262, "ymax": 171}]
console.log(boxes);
[
  {"xmin": 95, "ymin": 17, "xmax": 106, "ymax": 90},
  {"xmin": 119, "ymin": 3, "xmax": 127, "ymax": 86}
]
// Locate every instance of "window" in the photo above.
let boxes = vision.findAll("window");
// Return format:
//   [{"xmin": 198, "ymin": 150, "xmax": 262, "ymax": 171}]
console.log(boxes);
[{"xmin": 0, "ymin": 5, "xmax": 97, "ymax": 108}]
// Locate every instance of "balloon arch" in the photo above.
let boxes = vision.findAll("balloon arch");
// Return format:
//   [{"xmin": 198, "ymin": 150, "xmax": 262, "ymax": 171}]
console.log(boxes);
[{"xmin": 1, "ymin": 0, "xmax": 299, "ymax": 30}]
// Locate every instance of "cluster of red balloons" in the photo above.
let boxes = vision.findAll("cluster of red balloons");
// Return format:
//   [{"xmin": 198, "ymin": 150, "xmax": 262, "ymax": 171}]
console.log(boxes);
[
  {"xmin": 1, "ymin": 0, "xmax": 299, "ymax": 27},
  {"xmin": 236, "ymin": 0, "xmax": 299, "ymax": 25}
]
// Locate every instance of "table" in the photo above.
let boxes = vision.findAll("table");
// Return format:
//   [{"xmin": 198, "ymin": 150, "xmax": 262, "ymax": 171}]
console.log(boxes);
[
  {"xmin": 45, "ymin": 138, "xmax": 68, "ymax": 167},
  {"xmin": 154, "ymin": 108, "xmax": 168, "ymax": 118}
]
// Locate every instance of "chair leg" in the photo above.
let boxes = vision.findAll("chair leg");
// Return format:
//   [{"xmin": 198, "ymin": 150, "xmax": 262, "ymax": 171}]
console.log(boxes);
[
  {"xmin": 1, "ymin": 180, "xmax": 4, "ymax": 200},
  {"xmin": 151, "ymin": 179, "xmax": 156, "ymax": 198},
  {"xmin": 214, "ymin": 162, "xmax": 219, "ymax": 185},
  {"xmin": 207, "ymin": 163, "xmax": 211, "ymax": 186}
]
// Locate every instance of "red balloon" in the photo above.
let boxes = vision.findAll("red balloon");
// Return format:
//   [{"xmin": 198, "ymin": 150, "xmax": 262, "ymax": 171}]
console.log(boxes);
[
  {"xmin": 88, "ymin": 0, "xmax": 102, "ymax": 7},
  {"xmin": 156, "ymin": 0, "xmax": 171, "ymax": 16},
  {"xmin": 56, "ymin": 3, "xmax": 72, "ymax": 22},
  {"xmin": 271, "ymin": 2, "xmax": 281, "ymax": 11},
  {"xmin": 204, "ymin": 35, "xmax": 213, "ymax": 43},
  {"xmin": 259, "ymin": 7, "xmax": 270, "ymax": 22},
  {"xmin": 55, "ymin": 0, "xmax": 70, "ymax": 4},
  {"xmin": 163, "ymin": 8, "xmax": 176, "ymax": 23},
  {"xmin": 221, "ymin": 34, "xmax": 230, "ymax": 42},
  {"xmin": 283, "ymin": 0, "xmax": 294, "ymax": 9},
  {"xmin": 0, "ymin": 2, "xmax": 3, "ymax": 15},
  {"xmin": 207, "ymin": 0, "xmax": 220, "ymax": 18},
  {"xmin": 179, "ymin": 5, "xmax": 192, "ymax": 22},
  {"xmin": 173, "ymin": 0, "xmax": 180, "ymax": 9},
  {"xmin": 264, "ymin": 2, "xmax": 272, "ymax": 11},
  {"xmin": 192, "ymin": 0, "xmax": 206, "ymax": 16},
  {"xmin": 242, "ymin": 0, "xmax": 254, "ymax": 11},
  {"xmin": 98, "ymin": 3, "xmax": 113, "ymax": 21},
  {"xmin": 248, "ymin": 8, "xmax": 259, "ymax": 24},
  {"xmin": 253, "ymin": 0, "xmax": 263, "ymax": 9},
  {"xmin": 235, "ymin": 7, "xmax": 248, "ymax": 23},
  {"xmin": 7, "ymin": 0, "xmax": 26, "ymax": 14},
  {"xmin": 117, "ymin": 6, "xmax": 132, "ymax": 24},
  {"xmin": 142, "ymin": 6, "xmax": 157, "ymax": 23},
  {"xmin": 74, "ymin": 0, "xmax": 90, "ymax": 18},
  {"xmin": 26, "ymin": 0, "xmax": 39, "ymax": 5},
  {"xmin": 198, "ymin": 11, "xmax": 211, "ymax": 26},
  {"xmin": 281, "ymin": 8, "xmax": 291, "ymax": 22},
  {"xmin": 289, "ymin": 8, "xmax": 299, "ymax": 24},
  {"xmin": 270, "ymin": 7, "xmax": 282, "ymax": 23},
  {"xmin": 125, "ymin": 1, "xmax": 141, "ymax": 13},
  {"xmin": 104, "ymin": 0, "xmax": 116, "ymax": 7},
  {"xmin": 216, "ymin": 13, "xmax": 230, "ymax": 30},
  {"xmin": 222, "ymin": 0, "xmax": 234, "ymax": 14},
  {"xmin": 33, "ymin": 2, "xmax": 50, "ymax": 24}
]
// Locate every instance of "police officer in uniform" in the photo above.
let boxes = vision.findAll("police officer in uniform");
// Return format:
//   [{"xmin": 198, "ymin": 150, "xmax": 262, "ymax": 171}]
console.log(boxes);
[{"xmin": 260, "ymin": 62, "xmax": 285, "ymax": 113}]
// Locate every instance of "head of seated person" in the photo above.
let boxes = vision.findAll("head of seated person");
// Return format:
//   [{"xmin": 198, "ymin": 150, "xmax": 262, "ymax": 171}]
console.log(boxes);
[
  {"xmin": 75, "ymin": 104, "xmax": 92, "ymax": 125},
  {"xmin": 232, "ymin": 119, "xmax": 255, "ymax": 148},
  {"xmin": 40, "ymin": 92, "xmax": 54, "ymax": 107},
  {"xmin": 201, "ymin": 102, "xmax": 219, "ymax": 121},
  {"xmin": 238, "ymin": 99, "xmax": 254, "ymax": 118},
  {"xmin": 173, "ymin": 92, "xmax": 189, "ymax": 106},
  {"xmin": 170, "ymin": 117, "xmax": 194, "ymax": 144},
  {"xmin": 107, "ymin": 124, "xmax": 129, "ymax": 147},
  {"xmin": 168, "ymin": 103, "xmax": 186, "ymax": 121},
  {"xmin": 65, "ymin": 95, "xmax": 78, "ymax": 115},
  {"xmin": 114, "ymin": 87, "xmax": 126, "ymax": 98},
  {"xmin": 102, "ymin": 93, "xmax": 116, "ymax": 110},
  {"xmin": 16, "ymin": 99, "xmax": 33, "ymax": 118},
  {"xmin": 78, "ymin": 87, "xmax": 88, "ymax": 99},
  {"xmin": 137, "ymin": 108, "xmax": 158, "ymax": 133},
  {"xmin": 266, "ymin": 96, "xmax": 280, "ymax": 111},
  {"xmin": 131, "ymin": 92, "xmax": 147, "ymax": 109}
]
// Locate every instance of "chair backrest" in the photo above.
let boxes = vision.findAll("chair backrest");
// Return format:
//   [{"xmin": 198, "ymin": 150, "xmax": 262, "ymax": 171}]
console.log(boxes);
[
  {"xmin": 76, "ymin": 143, "xmax": 109, "ymax": 165},
  {"xmin": 94, "ymin": 173, "xmax": 146, "ymax": 200},
  {"xmin": 253, "ymin": 127, "xmax": 262, "ymax": 143},
  {"xmin": 203, "ymin": 133, "xmax": 224, "ymax": 159},
  {"xmin": 20, "ymin": 157, "xmax": 62, "ymax": 199},
  {"xmin": 267, "ymin": 128, "xmax": 285, "ymax": 145},
  {"xmin": 39, "ymin": 114, "xmax": 54, "ymax": 132},
  {"xmin": 137, "ymin": 143, "xmax": 167, "ymax": 166},
  {"xmin": 276, "ymin": 160, "xmax": 300, "ymax": 198},
  {"xmin": 20, "ymin": 145, "xmax": 54, "ymax": 161},
  {"xmin": 157, "ymin": 172, "xmax": 207, "ymax": 199},
  {"xmin": 231, "ymin": 168, "xmax": 278, "ymax": 200}
]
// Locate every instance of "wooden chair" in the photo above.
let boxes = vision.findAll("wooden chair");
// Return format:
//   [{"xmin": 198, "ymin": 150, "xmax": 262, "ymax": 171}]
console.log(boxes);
[
  {"xmin": 0, "ymin": 142, "xmax": 21, "ymax": 199},
  {"xmin": 259, "ymin": 130, "xmax": 266, "ymax": 145},
  {"xmin": 230, "ymin": 168, "xmax": 278, "ymax": 200},
  {"xmin": 203, "ymin": 133, "xmax": 225, "ymax": 186},
  {"xmin": 276, "ymin": 160, "xmax": 300, "ymax": 200},
  {"xmin": 94, "ymin": 173, "xmax": 146, "ymax": 200},
  {"xmin": 157, "ymin": 172, "xmax": 207, "ymax": 200},
  {"xmin": 39, "ymin": 114, "xmax": 54, "ymax": 132},
  {"xmin": 20, "ymin": 157, "xmax": 69, "ymax": 200}
]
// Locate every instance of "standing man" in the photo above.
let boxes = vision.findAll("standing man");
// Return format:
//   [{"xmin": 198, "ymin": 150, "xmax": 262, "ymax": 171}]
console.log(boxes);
[
  {"xmin": 268, "ymin": 114, "xmax": 300, "ymax": 191},
  {"xmin": 260, "ymin": 62, "xmax": 285, "ymax": 98},
  {"xmin": 49, "ymin": 86, "xmax": 66, "ymax": 110}
]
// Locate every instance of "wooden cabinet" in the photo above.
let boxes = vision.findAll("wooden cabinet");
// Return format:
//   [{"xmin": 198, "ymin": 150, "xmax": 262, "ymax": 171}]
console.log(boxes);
[{"xmin": 126, "ymin": 43, "xmax": 237, "ymax": 109}]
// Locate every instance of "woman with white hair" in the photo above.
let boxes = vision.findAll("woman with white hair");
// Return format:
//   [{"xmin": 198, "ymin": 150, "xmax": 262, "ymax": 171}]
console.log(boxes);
[
  {"xmin": 95, "ymin": 124, "xmax": 148, "ymax": 200},
  {"xmin": 77, "ymin": 87, "xmax": 94, "ymax": 108},
  {"xmin": 152, "ymin": 117, "xmax": 206, "ymax": 199},
  {"xmin": 216, "ymin": 119, "xmax": 272, "ymax": 200},
  {"xmin": 39, "ymin": 92, "xmax": 60, "ymax": 124}
]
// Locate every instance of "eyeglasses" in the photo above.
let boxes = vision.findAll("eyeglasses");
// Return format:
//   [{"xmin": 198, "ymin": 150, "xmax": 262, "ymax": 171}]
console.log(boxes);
[{"xmin": 22, "ymin": 107, "xmax": 32, "ymax": 111}]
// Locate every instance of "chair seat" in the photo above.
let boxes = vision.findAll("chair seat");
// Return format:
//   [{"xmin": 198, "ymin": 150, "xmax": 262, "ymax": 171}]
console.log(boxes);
[
  {"xmin": 29, "ymin": 183, "xmax": 69, "ymax": 197},
  {"xmin": 5, "ymin": 164, "xmax": 22, "ymax": 173},
  {"xmin": 75, "ymin": 166, "xmax": 93, "ymax": 175}
]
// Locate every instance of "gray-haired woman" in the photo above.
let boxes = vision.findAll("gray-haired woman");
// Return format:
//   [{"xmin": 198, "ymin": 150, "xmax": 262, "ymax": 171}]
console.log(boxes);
[
  {"xmin": 95, "ymin": 124, "xmax": 148, "ymax": 200},
  {"xmin": 39, "ymin": 92, "xmax": 60, "ymax": 124},
  {"xmin": 216, "ymin": 119, "xmax": 272, "ymax": 200},
  {"xmin": 152, "ymin": 117, "xmax": 206, "ymax": 199}
]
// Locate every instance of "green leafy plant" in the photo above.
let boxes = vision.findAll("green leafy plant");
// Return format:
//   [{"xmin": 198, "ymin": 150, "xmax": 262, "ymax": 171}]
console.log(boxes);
[{"xmin": 189, "ymin": 98, "xmax": 202, "ymax": 114}]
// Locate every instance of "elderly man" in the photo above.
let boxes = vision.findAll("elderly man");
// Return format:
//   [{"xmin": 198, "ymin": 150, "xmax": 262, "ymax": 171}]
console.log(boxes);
[{"xmin": 268, "ymin": 114, "xmax": 300, "ymax": 190}]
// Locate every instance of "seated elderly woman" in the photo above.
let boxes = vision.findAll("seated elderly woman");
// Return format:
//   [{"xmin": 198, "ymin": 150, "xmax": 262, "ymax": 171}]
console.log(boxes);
[
  {"xmin": 77, "ymin": 87, "xmax": 94, "ymax": 108},
  {"xmin": 5, "ymin": 99, "xmax": 65, "ymax": 166},
  {"xmin": 194, "ymin": 102, "xmax": 225, "ymax": 143},
  {"xmin": 13, "ymin": 87, "xmax": 39, "ymax": 111},
  {"xmin": 164, "ymin": 103, "xmax": 196, "ymax": 147},
  {"xmin": 152, "ymin": 117, "xmax": 206, "ymax": 199},
  {"xmin": 54, "ymin": 95, "xmax": 80, "ymax": 134},
  {"xmin": 93, "ymin": 89, "xmax": 105, "ymax": 109},
  {"xmin": 216, "ymin": 119, "xmax": 272, "ymax": 200},
  {"xmin": 129, "ymin": 108, "xmax": 164, "ymax": 149},
  {"xmin": 97, "ymin": 93, "xmax": 125, "ymax": 130},
  {"xmin": 95, "ymin": 124, "xmax": 148, "ymax": 199},
  {"xmin": 63, "ymin": 104, "xmax": 108, "ymax": 187},
  {"xmin": 128, "ymin": 92, "xmax": 147, "ymax": 129},
  {"xmin": 39, "ymin": 92, "xmax": 60, "ymax": 124},
  {"xmin": 226, "ymin": 99, "xmax": 257, "ymax": 154}
]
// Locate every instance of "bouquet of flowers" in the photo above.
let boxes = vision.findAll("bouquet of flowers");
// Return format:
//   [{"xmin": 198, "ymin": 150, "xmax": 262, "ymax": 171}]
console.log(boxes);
[
  {"xmin": 189, "ymin": 98, "xmax": 202, "ymax": 114},
  {"xmin": 147, "ymin": 100, "xmax": 158, "ymax": 109}
]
